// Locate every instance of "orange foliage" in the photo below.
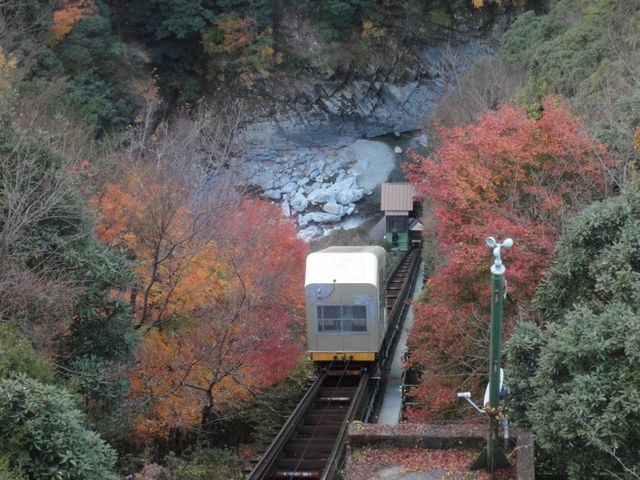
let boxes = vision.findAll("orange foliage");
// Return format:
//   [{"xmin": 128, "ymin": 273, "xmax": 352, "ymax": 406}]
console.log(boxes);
[
  {"xmin": 96, "ymin": 172, "xmax": 308, "ymax": 440},
  {"xmin": 51, "ymin": 0, "xmax": 98, "ymax": 42},
  {"xmin": 212, "ymin": 15, "xmax": 258, "ymax": 57},
  {"xmin": 404, "ymin": 95, "xmax": 618, "ymax": 420},
  {"xmin": 201, "ymin": 14, "xmax": 279, "ymax": 84}
]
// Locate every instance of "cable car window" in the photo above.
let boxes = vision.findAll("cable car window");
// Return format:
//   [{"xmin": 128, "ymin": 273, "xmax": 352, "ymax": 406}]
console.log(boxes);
[{"xmin": 317, "ymin": 306, "xmax": 367, "ymax": 333}]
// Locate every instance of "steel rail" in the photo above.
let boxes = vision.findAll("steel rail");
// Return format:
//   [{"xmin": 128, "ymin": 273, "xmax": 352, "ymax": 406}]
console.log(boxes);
[
  {"xmin": 320, "ymin": 372, "xmax": 370, "ymax": 480},
  {"xmin": 247, "ymin": 372, "xmax": 327, "ymax": 480},
  {"xmin": 281, "ymin": 361, "xmax": 353, "ymax": 478}
]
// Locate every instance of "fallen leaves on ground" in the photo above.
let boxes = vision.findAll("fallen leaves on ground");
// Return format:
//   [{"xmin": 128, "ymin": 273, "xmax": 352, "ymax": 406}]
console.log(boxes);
[{"xmin": 346, "ymin": 446, "xmax": 516, "ymax": 480}]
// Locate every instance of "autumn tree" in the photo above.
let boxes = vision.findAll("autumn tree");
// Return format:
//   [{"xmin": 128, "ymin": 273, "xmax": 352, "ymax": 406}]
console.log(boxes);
[
  {"xmin": 128, "ymin": 198, "xmax": 307, "ymax": 441},
  {"xmin": 51, "ymin": 0, "xmax": 98, "ymax": 43},
  {"xmin": 202, "ymin": 13, "xmax": 281, "ymax": 84},
  {"xmin": 96, "ymin": 102, "xmax": 308, "ymax": 441},
  {"xmin": 404, "ymin": 95, "xmax": 618, "ymax": 419},
  {"xmin": 96, "ymin": 101, "xmax": 247, "ymax": 332}
]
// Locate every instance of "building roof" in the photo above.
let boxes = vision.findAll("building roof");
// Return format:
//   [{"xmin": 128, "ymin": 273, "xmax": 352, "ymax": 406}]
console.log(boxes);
[
  {"xmin": 381, "ymin": 183, "xmax": 414, "ymax": 212},
  {"xmin": 305, "ymin": 246, "xmax": 385, "ymax": 287},
  {"xmin": 408, "ymin": 217, "xmax": 424, "ymax": 231}
]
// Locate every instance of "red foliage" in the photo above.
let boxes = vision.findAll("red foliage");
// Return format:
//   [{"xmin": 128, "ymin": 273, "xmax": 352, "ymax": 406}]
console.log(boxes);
[
  {"xmin": 97, "ymin": 170, "xmax": 309, "ymax": 440},
  {"xmin": 404, "ymin": 95, "xmax": 617, "ymax": 419},
  {"xmin": 348, "ymin": 446, "xmax": 516, "ymax": 480},
  {"xmin": 127, "ymin": 198, "xmax": 308, "ymax": 440}
]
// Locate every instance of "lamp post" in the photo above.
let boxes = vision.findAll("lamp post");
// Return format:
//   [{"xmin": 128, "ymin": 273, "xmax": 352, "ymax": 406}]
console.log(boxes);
[{"xmin": 470, "ymin": 237, "xmax": 512, "ymax": 472}]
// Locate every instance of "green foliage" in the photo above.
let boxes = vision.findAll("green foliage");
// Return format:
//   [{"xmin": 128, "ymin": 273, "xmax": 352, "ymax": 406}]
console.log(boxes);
[
  {"xmin": 428, "ymin": 8, "xmax": 452, "ymax": 26},
  {"xmin": 243, "ymin": 359, "xmax": 312, "ymax": 437},
  {"xmin": 66, "ymin": 355, "xmax": 133, "ymax": 440},
  {"xmin": 128, "ymin": 0, "xmax": 275, "ymax": 76},
  {"xmin": 57, "ymin": 221, "xmax": 138, "ymax": 439},
  {"xmin": 0, "ymin": 97, "xmax": 88, "ymax": 285},
  {"xmin": 534, "ymin": 187, "xmax": 640, "ymax": 321},
  {"xmin": 528, "ymin": 305, "xmax": 640, "ymax": 478},
  {"xmin": 216, "ymin": 0, "xmax": 275, "ymax": 28},
  {"xmin": 0, "ymin": 455, "xmax": 27, "ymax": 480},
  {"xmin": 0, "ymin": 322, "xmax": 54, "ymax": 383},
  {"xmin": 54, "ymin": 1, "xmax": 124, "ymax": 75},
  {"xmin": 22, "ymin": 0, "xmax": 132, "ymax": 133},
  {"xmin": 69, "ymin": 356, "xmax": 129, "ymax": 408},
  {"xmin": 499, "ymin": 0, "xmax": 640, "ymax": 165},
  {"xmin": 508, "ymin": 187, "xmax": 640, "ymax": 477},
  {"xmin": 0, "ymin": 374, "xmax": 119, "ymax": 480},
  {"xmin": 63, "ymin": 240, "xmax": 137, "ymax": 362},
  {"xmin": 163, "ymin": 447, "xmax": 238, "ymax": 480},
  {"xmin": 498, "ymin": 11, "xmax": 543, "ymax": 68},
  {"xmin": 61, "ymin": 68, "xmax": 131, "ymax": 134},
  {"xmin": 293, "ymin": 0, "xmax": 377, "ymax": 38},
  {"xmin": 129, "ymin": 0, "xmax": 215, "ymax": 41},
  {"xmin": 0, "ymin": 92, "xmax": 137, "ymax": 441},
  {"xmin": 500, "ymin": 2, "xmax": 612, "ymax": 98},
  {"xmin": 67, "ymin": 295, "xmax": 136, "ymax": 361},
  {"xmin": 33, "ymin": 50, "xmax": 65, "ymax": 78},
  {"xmin": 530, "ymin": 23, "xmax": 609, "ymax": 97},
  {"xmin": 504, "ymin": 321, "xmax": 543, "ymax": 426}
]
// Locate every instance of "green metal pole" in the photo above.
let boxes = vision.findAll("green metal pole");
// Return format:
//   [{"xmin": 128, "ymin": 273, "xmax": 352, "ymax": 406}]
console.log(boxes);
[
  {"xmin": 471, "ymin": 237, "xmax": 511, "ymax": 473},
  {"xmin": 487, "ymin": 269, "xmax": 508, "ymax": 470}
]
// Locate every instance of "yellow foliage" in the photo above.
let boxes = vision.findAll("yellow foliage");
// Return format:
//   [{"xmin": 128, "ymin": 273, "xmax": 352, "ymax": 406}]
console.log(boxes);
[
  {"xmin": 0, "ymin": 48, "xmax": 17, "ymax": 95},
  {"xmin": 362, "ymin": 20, "xmax": 374, "ymax": 37},
  {"xmin": 259, "ymin": 45, "xmax": 274, "ymax": 61},
  {"xmin": 361, "ymin": 19, "xmax": 386, "ymax": 39},
  {"xmin": 472, "ymin": 0, "xmax": 485, "ymax": 7}
]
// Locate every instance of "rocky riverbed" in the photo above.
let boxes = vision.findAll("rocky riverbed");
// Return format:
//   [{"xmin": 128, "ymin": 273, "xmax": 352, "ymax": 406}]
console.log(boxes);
[{"xmin": 240, "ymin": 137, "xmax": 409, "ymax": 242}]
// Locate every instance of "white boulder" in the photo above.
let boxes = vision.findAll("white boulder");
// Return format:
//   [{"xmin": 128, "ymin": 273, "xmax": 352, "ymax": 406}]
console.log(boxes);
[
  {"xmin": 323, "ymin": 202, "xmax": 346, "ymax": 216},
  {"xmin": 297, "ymin": 225, "xmax": 324, "ymax": 242},
  {"xmin": 336, "ymin": 187, "xmax": 363, "ymax": 205},
  {"xmin": 290, "ymin": 192, "xmax": 308, "ymax": 213},
  {"xmin": 263, "ymin": 189, "xmax": 281, "ymax": 200},
  {"xmin": 281, "ymin": 200, "xmax": 291, "ymax": 217},
  {"xmin": 307, "ymin": 189, "xmax": 336, "ymax": 204},
  {"xmin": 280, "ymin": 181, "xmax": 297, "ymax": 194},
  {"xmin": 308, "ymin": 212, "xmax": 342, "ymax": 223}
]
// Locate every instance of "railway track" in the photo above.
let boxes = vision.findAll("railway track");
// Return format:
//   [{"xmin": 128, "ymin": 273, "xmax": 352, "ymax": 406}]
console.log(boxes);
[
  {"xmin": 248, "ymin": 246, "xmax": 422, "ymax": 480},
  {"xmin": 386, "ymin": 246, "xmax": 422, "ymax": 318},
  {"xmin": 247, "ymin": 369, "xmax": 370, "ymax": 480}
]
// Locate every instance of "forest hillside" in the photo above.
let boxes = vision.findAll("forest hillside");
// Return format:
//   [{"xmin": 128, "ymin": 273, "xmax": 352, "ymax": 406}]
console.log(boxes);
[{"xmin": 1, "ymin": 0, "xmax": 640, "ymax": 478}]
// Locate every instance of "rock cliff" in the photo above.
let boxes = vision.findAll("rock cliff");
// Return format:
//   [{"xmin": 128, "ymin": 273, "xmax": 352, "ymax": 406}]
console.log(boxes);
[{"xmin": 231, "ymin": 3, "xmax": 519, "ymax": 157}]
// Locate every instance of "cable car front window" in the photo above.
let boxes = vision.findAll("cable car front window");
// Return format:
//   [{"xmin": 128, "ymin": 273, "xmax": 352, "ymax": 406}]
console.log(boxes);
[{"xmin": 317, "ymin": 305, "xmax": 367, "ymax": 333}]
